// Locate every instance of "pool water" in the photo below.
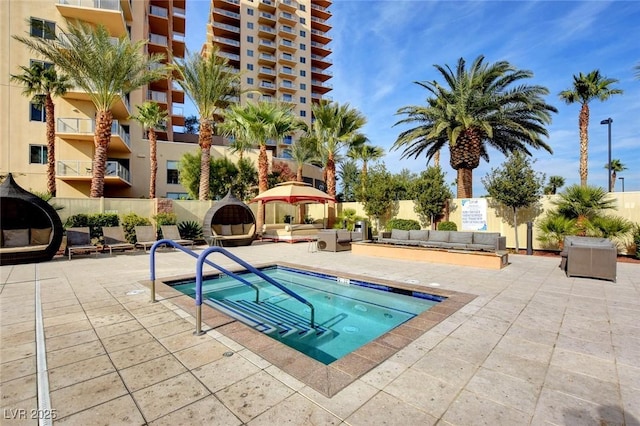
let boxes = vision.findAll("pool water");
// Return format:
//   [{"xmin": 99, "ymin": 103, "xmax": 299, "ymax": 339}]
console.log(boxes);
[{"xmin": 171, "ymin": 266, "xmax": 442, "ymax": 364}]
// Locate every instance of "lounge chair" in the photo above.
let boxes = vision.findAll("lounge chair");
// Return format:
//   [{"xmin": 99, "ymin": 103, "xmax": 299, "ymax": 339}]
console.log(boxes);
[
  {"xmin": 66, "ymin": 227, "xmax": 99, "ymax": 260},
  {"xmin": 101, "ymin": 226, "xmax": 135, "ymax": 255},
  {"xmin": 134, "ymin": 225, "xmax": 157, "ymax": 251},
  {"xmin": 160, "ymin": 225, "xmax": 194, "ymax": 249}
]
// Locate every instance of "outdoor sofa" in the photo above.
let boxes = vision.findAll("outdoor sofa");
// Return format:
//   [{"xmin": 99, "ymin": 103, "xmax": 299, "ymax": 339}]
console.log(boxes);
[
  {"xmin": 379, "ymin": 229, "xmax": 506, "ymax": 253},
  {"xmin": 261, "ymin": 223, "xmax": 323, "ymax": 242},
  {"xmin": 211, "ymin": 223, "xmax": 256, "ymax": 247},
  {"xmin": 316, "ymin": 229, "xmax": 363, "ymax": 252},
  {"xmin": 560, "ymin": 236, "xmax": 617, "ymax": 282}
]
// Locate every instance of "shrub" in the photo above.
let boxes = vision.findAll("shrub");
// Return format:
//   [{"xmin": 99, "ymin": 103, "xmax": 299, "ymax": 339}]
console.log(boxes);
[
  {"xmin": 334, "ymin": 208, "xmax": 365, "ymax": 231},
  {"xmin": 65, "ymin": 213, "xmax": 118, "ymax": 242},
  {"xmin": 121, "ymin": 213, "xmax": 151, "ymax": 244},
  {"xmin": 178, "ymin": 220, "xmax": 203, "ymax": 240},
  {"xmin": 386, "ymin": 218, "xmax": 420, "ymax": 231},
  {"xmin": 633, "ymin": 223, "xmax": 640, "ymax": 260},
  {"xmin": 437, "ymin": 221, "xmax": 458, "ymax": 231},
  {"xmin": 153, "ymin": 212, "xmax": 177, "ymax": 239}
]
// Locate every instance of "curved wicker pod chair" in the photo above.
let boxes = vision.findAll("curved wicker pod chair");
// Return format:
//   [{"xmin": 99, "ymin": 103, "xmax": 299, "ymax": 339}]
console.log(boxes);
[
  {"xmin": 202, "ymin": 191, "xmax": 256, "ymax": 247},
  {"xmin": 0, "ymin": 174, "xmax": 63, "ymax": 265}
]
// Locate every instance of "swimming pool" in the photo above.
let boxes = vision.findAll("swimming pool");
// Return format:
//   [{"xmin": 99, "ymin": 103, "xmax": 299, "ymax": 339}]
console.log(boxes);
[{"xmin": 170, "ymin": 265, "xmax": 443, "ymax": 364}]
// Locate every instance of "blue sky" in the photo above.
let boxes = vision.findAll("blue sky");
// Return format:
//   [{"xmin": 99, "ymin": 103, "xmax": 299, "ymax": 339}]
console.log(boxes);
[{"xmin": 185, "ymin": 0, "xmax": 640, "ymax": 195}]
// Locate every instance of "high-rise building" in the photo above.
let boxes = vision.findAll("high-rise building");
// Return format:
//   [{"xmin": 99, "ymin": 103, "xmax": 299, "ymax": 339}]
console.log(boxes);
[
  {"xmin": 205, "ymin": 0, "xmax": 333, "ymax": 160},
  {"xmin": 1, "ymin": 0, "xmax": 327, "ymax": 198},
  {"xmin": 1, "ymin": 0, "xmax": 189, "ymax": 198}
]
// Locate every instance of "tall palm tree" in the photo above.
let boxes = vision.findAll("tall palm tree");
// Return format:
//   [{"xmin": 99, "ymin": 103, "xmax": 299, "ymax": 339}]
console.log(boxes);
[
  {"xmin": 544, "ymin": 175, "xmax": 566, "ymax": 195},
  {"xmin": 605, "ymin": 159, "xmax": 627, "ymax": 192},
  {"xmin": 130, "ymin": 102, "xmax": 168, "ymax": 198},
  {"xmin": 10, "ymin": 62, "xmax": 71, "ymax": 196},
  {"xmin": 287, "ymin": 137, "xmax": 319, "ymax": 223},
  {"xmin": 172, "ymin": 48, "xmax": 241, "ymax": 200},
  {"xmin": 222, "ymin": 101, "xmax": 306, "ymax": 229},
  {"xmin": 394, "ymin": 55, "xmax": 557, "ymax": 199},
  {"xmin": 347, "ymin": 141, "xmax": 384, "ymax": 181},
  {"xmin": 559, "ymin": 70, "xmax": 623, "ymax": 187},
  {"xmin": 15, "ymin": 22, "xmax": 167, "ymax": 198}
]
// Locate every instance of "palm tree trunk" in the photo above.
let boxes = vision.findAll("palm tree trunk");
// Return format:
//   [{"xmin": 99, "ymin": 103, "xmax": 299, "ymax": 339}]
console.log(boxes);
[
  {"xmin": 90, "ymin": 110, "xmax": 113, "ymax": 198},
  {"xmin": 456, "ymin": 168, "xmax": 473, "ymax": 199},
  {"xmin": 579, "ymin": 104, "xmax": 589, "ymax": 187},
  {"xmin": 257, "ymin": 144, "xmax": 269, "ymax": 231},
  {"xmin": 149, "ymin": 128, "xmax": 157, "ymax": 199},
  {"xmin": 297, "ymin": 166, "xmax": 305, "ymax": 223},
  {"xmin": 611, "ymin": 170, "xmax": 617, "ymax": 192},
  {"xmin": 434, "ymin": 150, "xmax": 440, "ymax": 167},
  {"xmin": 44, "ymin": 95, "xmax": 56, "ymax": 196},
  {"xmin": 198, "ymin": 121, "xmax": 213, "ymax": 200},
  {"xmin": 327, "ymin": 154, "xmax": 336, "ymax": 228}
]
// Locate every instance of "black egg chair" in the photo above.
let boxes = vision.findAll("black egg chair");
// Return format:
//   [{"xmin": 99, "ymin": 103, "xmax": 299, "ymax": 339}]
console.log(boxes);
[
  {"xmin": 202, "ymin": 191, "xmax": 256, "ymax": 247},
  {"xmin": 0, "ymin": 174, "xmax": 63, "ymax": 265}
]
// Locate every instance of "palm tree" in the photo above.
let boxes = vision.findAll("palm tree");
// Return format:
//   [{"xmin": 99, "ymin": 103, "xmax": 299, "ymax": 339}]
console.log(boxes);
[
  {"xmin": 559, "ymin": 70, "xmax": 623, "ymax": 187},
  {"xmin": 14, "ymin": 22, "xmax": 167, "ymax": 198},
  {"xmin": 394, "ymin": 55, "xmax": 556, "ymax": 199},
  {"xmin": 604, "ymin": 159, "xmax": 627, "ymax": 192},
  {"xmin": 544, "ymin": 175, "xmax": 566, "ymax": 195},
  {"xmin": 552, "ymin": 184, "xmax": 617, "ymax": 235},
  {"xmin": 634, "ymin": 62, "xmax": 640, "ymax": 79},
  {"xmin": 130, "ymin": 102, "xmax": 168, "ymax": 198},
  {"xmin": 347, "ymin": 141, "xmax": 384, "ymax": 185},
  {"xmin": 10, "ymin": 62, "xmax": 71, "ymax": 196},
  {"xmin": 287, "ymin": 137, "xmax": 319, "ymax": 223},
  {"xmin": 172, "ymin": 48, "xmax": 241, "ymax": 200},
  {"xmin": 222, "ymin": 101, "xmax": 306, "ymax": 230}
]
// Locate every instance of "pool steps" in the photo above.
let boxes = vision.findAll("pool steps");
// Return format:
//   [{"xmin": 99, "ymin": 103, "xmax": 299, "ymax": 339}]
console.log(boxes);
[{"xmin": 205, "ymin": 298, "xmax": 331, "ymax": 340}]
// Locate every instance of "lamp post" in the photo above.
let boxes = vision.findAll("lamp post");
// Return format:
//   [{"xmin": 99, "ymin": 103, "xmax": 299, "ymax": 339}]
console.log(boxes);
[
  {"xmin": 600, "ymin": 118, "xmax": 613, "ymax": 192},
  {"xmin": 619, "ymin": 177, "xmax": 625, "ymax": 192}
]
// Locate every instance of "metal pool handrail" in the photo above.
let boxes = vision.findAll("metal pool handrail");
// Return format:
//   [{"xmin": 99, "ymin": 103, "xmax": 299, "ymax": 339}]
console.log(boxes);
[
  {"xmin": 149, "ymin": 239, "xmax": 260, "ymax": 304},
  {"xmin": 195, "ymin": 246, "xmax": 316, "ymax": 335}
]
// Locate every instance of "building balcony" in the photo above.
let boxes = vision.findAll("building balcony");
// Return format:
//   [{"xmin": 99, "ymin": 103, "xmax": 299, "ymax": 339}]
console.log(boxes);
[
  {"xmin": 150, "ymin": 4, "xmax": 168, "ymax": 18},
  {"xmin": 311, "ymin": 66, "xmax": 333, "ymax": 79},
  {"xmin": 259, "ymin": 81, "xmax": 277, "ymax": 93},
  {"xmin": 213, "ymin": 6, "xmax": 241, "ymax": 24},
  {"xmin": 278, "ymin": 53, "xmax": 296, "ymax": 65},
  {"xmin": 174, "ymin": 6, "xmax": 185, "ymax": 17},
  {"xmin": 258, "ymin": 0, "xmax": 276, "ymax": 12},
  {"xmin": 311, "ymin": 41, "xmax": 331, "ymax": 56},
  {"xmin": 213, "ymin": 0, "xmax": 240, "ymax": 9},
  {"xmin": 311, "ymin": 28, "xmax": 331, "ymax": 44},
  {"xmin": 213, "ymin": 36, "xmax": 240, "ymax": 49},
  {"xmin": 258, "ymin": 53, "xmax": 276, "ymax": 65},
  {"xmin": 279, "ymin": 0, "xmax": 297, "ymax": 12},
  {"xmin": 258, "ymin": 25, "xmax": 276, "ymax": 39},
  {"xmin": 310, "ymin": 16, "xmax": 331, "ymax": 33},
  {"xmin": 62, "ymin": 87, "xmax": 130, "ymax": 119},
  {"xmin": 258, "ymin": 11, "xmax": 276, "ymax": 24},
  {"xmin": 278, "ymin": 25, "xmax": 297, "ymax": 38},
  {"xmin": 56, "ymin": 118, "xmax": 131, "ymax": 153},
  {"xmin": 312, "ymin": 79, "xmax": 333, "ymax": 94},
  {"xmin": 311, "ymin": 2, "xmax": 331, "ymax": 20},
  {"xmin": 278, "ymin": 12, "xmax": 297, "ymax": 25},
  {"xmin": 278, "ymin": 67, "xmax": 297, "ymax": 78},
  {"xmin": 147, "ymin": 90, "xmax": 168, "ymax": 104},
  {"xmin": 279, "ymin": 39, "xmax": 296, "ymax": 52},
  {"xmin": 258, "ymin": 39, "xmax": 277, "ymax": 52},
  {"xmin": 279, "ymin": 81, "xmax": 296, "ymax": 93},
  {"xmin": 311, "ymin": 53, "xmax": 332, "ymax": 67},
  {"xmin": 172, "ymin": 37, "xmax": 186, "ymax": 58},
  {"xmin": 258, "ymin": 66, "xmax": 276, "ymax": 78},
  {"xmin": 57, "ymin": 160, "xmax": 131, "ymax": 186},
  {"xmin": 211, "ymin": 22, "xmax": 240, "ymax": 37},
  {"xmin": 217, "ymin": 51, "xmax": 241, "ymax": 63},
  {"xmin": 56, "ymin": 0, "xmax": 128, "ymax": 37}
]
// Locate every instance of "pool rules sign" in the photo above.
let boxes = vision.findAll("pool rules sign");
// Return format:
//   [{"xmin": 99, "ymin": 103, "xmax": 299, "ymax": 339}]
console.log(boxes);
[{"xmin": 461, "ymin": 198, "xmax": 488, "ymax": 231}]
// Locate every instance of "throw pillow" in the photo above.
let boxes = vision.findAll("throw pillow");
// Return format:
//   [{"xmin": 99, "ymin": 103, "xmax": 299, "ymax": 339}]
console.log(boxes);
[
  {"xmin": 221, "ymin": 224, "xmax": 232, "ymax": 236},
  {"xmin": 231, "ymin": 224, "xmax": 243, "ymax": 235},
  {"xmin": 30, "ymin": 227, "xmax": 52, "ymax": 245},
  {"xmin": 3, "ymin": 229, "xmax": 29, "ymax": 247}
]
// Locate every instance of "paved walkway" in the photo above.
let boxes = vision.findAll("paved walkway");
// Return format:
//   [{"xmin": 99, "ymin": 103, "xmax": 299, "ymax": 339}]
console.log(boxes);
[{"xmin": 1, "ymin": 243, "xmax": 639, "ymax": 425}]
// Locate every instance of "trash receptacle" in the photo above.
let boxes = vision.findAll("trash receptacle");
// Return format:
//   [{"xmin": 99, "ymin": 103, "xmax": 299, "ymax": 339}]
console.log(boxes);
[{"xmin": 353, "ymin": 221, "xmax": 369, "ymax": 241}]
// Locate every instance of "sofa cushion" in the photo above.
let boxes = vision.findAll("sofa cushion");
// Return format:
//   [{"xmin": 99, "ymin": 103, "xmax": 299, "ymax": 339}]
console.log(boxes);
[
  {"xmin": 243, "ymin": 223, "xmax": 254, "ymax": 234},
  {"xmin": 221, "ymin": 224, "xmax": 232, "ymax": 236},
  {"xmin": 231, "ymin": 224, "xmax": 244, "ymax": 235},
  {"xmin": 212, "ymin": 224, "xmax": 222, "ymax": 235},
  {"xmin": 409, "ymin": 230, "xmax": 429, "ymax": 241},
  {"xmin": 466, "ymin": 244, "xmax": 494, "ymax": 251},
  {"xmin": 428, "ymin": 230, "xmax": 450, "ymax": 242},
  {"xmin": 3, "ymin": 229, "xmax": 29, "ymax": 247},
  {"xmin": 30, "ymin": 227, "xmax": 52, "ymax": 245},
  {"xmin": 473, "ymin": 232, "xmax": 499, "ymax": 246},
  {"xmin": 449, "ymin": 232, "xmax": 473, "ymax": 244},
  {"xmin": 390, "ymin": 229, "xmax": 409, "ymax": 240}
]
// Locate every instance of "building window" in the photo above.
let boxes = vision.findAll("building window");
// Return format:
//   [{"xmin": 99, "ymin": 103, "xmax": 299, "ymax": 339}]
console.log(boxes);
[
  {"xmin": 299, "ymin": 4, "xmax": 306, "ymax": 11},
  {"xmin": 300, "ymin": 83, "xmax": 306, "ymax": 90},
  {"xmin": 300, "ymin": 70, "xmax": 306, "ymax": 77},
  {"xmin": 300, "ymin": 110, "xmax": 306, "ymax": 117},
  {"xmin": 30, "ymin": 18, "xmax": 55, "ymax": 40},
  {"xmin": 247, "ymin": 8, "xmax": 254, "ymax": 15},
  {"xmin": 300, "ymin": 96, "xmax": 306, "ymax": 104},
  {"xmin": 247, "ymin": 63, "xmax": 254, "ymax": 71},
  {"xmin": 247, "ymin": 77, "xmax": 254, "ymax": 84},
  {"xmin": 283, "ymin": 135, "xmax": 292, "ymax": 145},
  {"xmin": 247, "ymin": 93, "xmax": 255, "ymax": 99},
  {"xmin": 30, "ymin": 102, "xmax": 46, "ymax": 122},
  {"xmin": 166, "ymin": 192, "xmax": 188, "ymax": 200},
  {"xmin": 300, "ymin": 17, "xmax": 306, "ymax": 24},
  {"xmin": 282, "ymin": 94, "xmax": 293, "ymax": 102},
  {"xmin": 247, "ymin": 35, "xmax": 254, "ymax": 43},
  {"xmin": 300, "ymin": 30, "xmax": 306, "ymax": 37},
  {"xmin": 247, "ymin": 49, "xmax": 254, "ymax": 57},
  {"xmin": 29, "ymin": 59, "xmax": 54, "ymax": 69},
  {"xmin": 247, "ymin": 22, "xmax": 254, "ymax": 29},
  {"xmin": 29, "ymin": 145, "xmax": 47, "ymax": 164},
  {"xmin": 300, "ymin": 57, "xmax": 306, "ymax": 64},
  {"xmin": 167, "ymin": 161, "xmax": 180, "ymax": 184},
  {"xmin": 299, "ymin": 43, "xmax": 306, "ymax": 51}
]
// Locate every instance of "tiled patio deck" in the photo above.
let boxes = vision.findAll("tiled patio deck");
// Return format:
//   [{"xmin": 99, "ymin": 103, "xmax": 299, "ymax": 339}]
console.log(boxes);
[{"xmin": 1, "ymin": 242, "xmax": 639, "ymax": 425}]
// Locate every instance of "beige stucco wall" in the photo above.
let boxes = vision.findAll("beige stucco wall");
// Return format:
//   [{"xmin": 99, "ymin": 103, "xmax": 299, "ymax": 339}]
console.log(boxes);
[{"xmin": 52, "ymin": 191, "xmax": 639, "ymax": 253}]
